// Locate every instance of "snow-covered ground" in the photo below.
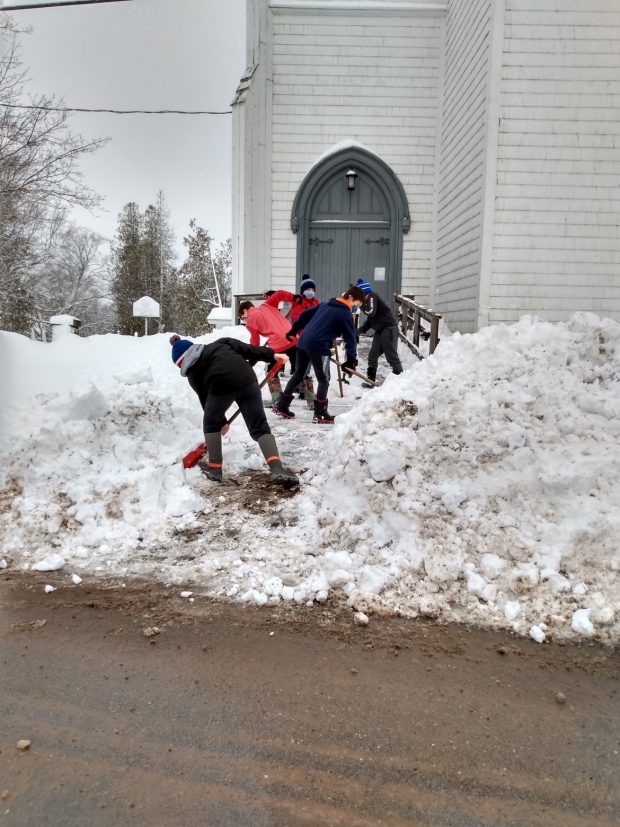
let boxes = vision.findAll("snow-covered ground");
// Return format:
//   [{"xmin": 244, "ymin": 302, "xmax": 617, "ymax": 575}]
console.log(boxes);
[{"xmin": 1, "ymin": 313, "xmax": 619, "ymax": 644}]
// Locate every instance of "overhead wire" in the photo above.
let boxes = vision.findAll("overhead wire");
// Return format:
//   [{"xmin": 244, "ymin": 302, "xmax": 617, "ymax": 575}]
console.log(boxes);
[
  {"xmin": 1, "ymin": 0, "xmax": 133, "ymax": 10},
  {"xmin": 1, "ymin": 1, "xmax": 233, "ymax": 115},
  {"xmin": 0, "ymin": 102, "xmax": 233, "ymax": 115}
]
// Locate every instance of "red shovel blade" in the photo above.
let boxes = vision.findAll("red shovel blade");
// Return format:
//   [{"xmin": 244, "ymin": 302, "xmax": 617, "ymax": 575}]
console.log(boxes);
[{"xmin": 182, "ymin": 442, "xmax": 206, "ymax": 469}]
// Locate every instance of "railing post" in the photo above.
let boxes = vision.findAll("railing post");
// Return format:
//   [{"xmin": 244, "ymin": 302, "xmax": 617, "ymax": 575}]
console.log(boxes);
[
  {"xmin": 429, "ymin": 315, "xmax": 440, "ymax": 355},
  {"xmin": 413, "ymin": 307, "xmax": 420, "ymax": 347}
]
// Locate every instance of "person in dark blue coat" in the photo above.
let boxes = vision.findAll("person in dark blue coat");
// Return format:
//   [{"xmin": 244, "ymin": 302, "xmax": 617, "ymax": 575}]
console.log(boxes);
[{"xmin": 273, "ymin": 285, "xmax": 365, "ymax": 424}]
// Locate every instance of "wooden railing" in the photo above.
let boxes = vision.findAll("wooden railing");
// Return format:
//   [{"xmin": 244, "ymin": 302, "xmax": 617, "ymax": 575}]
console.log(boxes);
[{"xmin": 393, "ymin": 293, "xmax": 441, "ymax": 359}]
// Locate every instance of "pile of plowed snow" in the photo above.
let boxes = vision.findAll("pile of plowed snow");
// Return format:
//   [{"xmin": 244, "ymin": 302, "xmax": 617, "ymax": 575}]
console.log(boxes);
[
  {"xmin": 1, "ymin": 314, "xmax": 619, "ymax": 644},
  {"xmin": 288, "ymin": 313, "xmax": 620, "ymax": 643}
]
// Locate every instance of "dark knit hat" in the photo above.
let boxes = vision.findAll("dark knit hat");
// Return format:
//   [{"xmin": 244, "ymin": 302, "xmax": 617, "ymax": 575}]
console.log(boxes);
[
  {"xmin": 355, "ymin": 277, "xmax": 372, "ymax": 295},
  {"xmin": 170, "ymin": 334, "xmax": 193, "ymax": 366},
  {"xmin": 300, "ymin": 276, "xmax": 316, "ymax": 293}
]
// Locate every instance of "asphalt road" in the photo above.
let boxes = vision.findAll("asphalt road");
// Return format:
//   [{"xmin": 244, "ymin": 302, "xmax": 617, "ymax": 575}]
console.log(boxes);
[{"xmin": 0, "ymin": 579, "xmax": 618, "ymax": 826}]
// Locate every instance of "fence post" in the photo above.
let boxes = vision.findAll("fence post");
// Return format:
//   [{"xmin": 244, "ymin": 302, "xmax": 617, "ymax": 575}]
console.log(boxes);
[
  {"xmin": 413, "ymin": 307, "xmax": 420, "ymax": 347},
  {"xmin": 429, "ymin": 316, "xmax": 440, "ymax": 355}
]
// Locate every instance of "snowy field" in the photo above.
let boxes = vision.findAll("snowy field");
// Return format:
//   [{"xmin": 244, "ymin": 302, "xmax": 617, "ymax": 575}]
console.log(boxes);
[{"xmin": 1, "ymin": 313, "xmax": 619, "ymax": 644}]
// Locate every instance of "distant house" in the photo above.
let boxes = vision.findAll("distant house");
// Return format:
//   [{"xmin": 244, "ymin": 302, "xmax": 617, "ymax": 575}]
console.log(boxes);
[{"xmin": 232, "ymin": 0, "xmax": 620, "ymax": 333}]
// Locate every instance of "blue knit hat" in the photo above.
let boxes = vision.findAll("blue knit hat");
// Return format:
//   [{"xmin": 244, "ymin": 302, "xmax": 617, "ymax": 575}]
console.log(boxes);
[
  {"xmin": 170, "ymin": 334, "xmax": 193, "ymax": 366},
  {"xmin": 300, "ymin": 276, "xmax": 316, "ymax": 293},
  {"xmin": 356, "ymin": 277, "xmax": 372, "ymax": 295}
]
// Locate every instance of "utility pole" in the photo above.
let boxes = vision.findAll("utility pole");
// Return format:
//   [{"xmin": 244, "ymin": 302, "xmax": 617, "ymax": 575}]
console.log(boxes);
[
  {"xmin": 158, "ymin": 190, "xmax": 164, "ymax": 331},
  {"xmin": 208, "ymin": 236, "xmax": 222, "ymax": 307}
]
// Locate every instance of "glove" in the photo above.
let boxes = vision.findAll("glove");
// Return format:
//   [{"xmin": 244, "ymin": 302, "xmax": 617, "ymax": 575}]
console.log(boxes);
[
  {"xmin": 292, "ymin": 293, "xmax": 304, "ymax": 305},
  {"xmin": 285, "ymin": 329, "xmax": 297, "ymax": 341},
  {"xmin": 342, "ymin": 357, "xmax": 357, "ymax": 373}
]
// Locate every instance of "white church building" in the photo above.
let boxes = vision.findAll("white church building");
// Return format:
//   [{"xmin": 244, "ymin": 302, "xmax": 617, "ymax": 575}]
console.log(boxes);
[{"xmin": 231, "ymin": 0, "xmax": 620, "ymax": 333}]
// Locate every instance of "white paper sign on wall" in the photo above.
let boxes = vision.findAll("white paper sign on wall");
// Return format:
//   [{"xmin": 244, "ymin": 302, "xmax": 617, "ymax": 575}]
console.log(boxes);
[{"xmin": 374, "ymin": 267, "xmax": 386, "ymax": 281}]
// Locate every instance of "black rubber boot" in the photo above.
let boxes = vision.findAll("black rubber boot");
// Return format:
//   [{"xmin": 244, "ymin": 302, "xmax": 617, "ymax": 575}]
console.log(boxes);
[
  {"xmin": 273, "ymin": 392, "xmax": 295, "ymax": 419},
  {"xmin": 362, "ymin": 366, "xmax": 377, "ymax": 389},
  {"xmin": 201, "ymin": 432, "xmax": 223, "ymax": 481},
  {"xmin": 258, "ymin": 434, "xmax": 299, "ymax": 488},
  {"xmin": 313, "ymin": 398, "xmax": 335, "ymax": 424}
]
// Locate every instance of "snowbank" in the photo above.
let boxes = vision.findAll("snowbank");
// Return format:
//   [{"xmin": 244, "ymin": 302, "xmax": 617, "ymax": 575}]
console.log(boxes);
[
  {"xmin": 286, "ymin": 313, "xmax": 620, "ymax": 642},
  {"xmin": 0, "ymin": 327, "xmax": 254, "ymax": 563},
  {"xmin": 1, "ymin": 314, "xmax": 619, "ymax": 643}
]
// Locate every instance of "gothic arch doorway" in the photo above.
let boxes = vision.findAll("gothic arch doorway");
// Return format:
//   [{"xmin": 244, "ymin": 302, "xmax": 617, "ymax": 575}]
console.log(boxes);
[{"xmin": 291, "ymin": 146, "xmax": 410, "ymax": 301}]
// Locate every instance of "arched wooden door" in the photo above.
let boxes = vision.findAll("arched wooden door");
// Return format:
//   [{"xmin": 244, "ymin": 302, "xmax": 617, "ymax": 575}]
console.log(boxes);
[{"xmin": 291, "ymin": 147, "xmax": 410, "ymax": 302}]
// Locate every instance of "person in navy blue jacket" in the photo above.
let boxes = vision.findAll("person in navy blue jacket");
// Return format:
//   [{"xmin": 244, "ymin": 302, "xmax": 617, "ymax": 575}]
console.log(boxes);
[{"xmin": 273, "ymin": 285, "xmax": 365, "ymax": 424}]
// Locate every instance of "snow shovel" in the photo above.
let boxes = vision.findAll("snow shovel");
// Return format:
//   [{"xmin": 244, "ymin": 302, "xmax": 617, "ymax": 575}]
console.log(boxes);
[
  {"xmin": 332, "ymin": 341, "xmax": 345, "ymax": 398},
  {"xmin": 329, "ymin": 358, "xmax": 377, "ymax": 388},
  {"xmin": 181, "ymin": 360, "xmax": 285, "ymax": 469}
]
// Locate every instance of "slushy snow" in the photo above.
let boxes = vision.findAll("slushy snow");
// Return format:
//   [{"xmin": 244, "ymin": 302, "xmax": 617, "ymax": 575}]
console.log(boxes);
[{"xmin": 1, "ymin": 313, "xmax": 619, "ymax": 643}]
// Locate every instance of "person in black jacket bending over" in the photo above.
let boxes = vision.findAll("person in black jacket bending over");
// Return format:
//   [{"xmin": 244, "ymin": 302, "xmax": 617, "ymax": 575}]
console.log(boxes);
[
  {"xmin": 273, "ymin": 285, "xmax": 365, "ymax": 424},
  {"xmin": 355, "ymin": 278, "xmax": 403, "ymax": 385},
  {"xmin": 170, "ymin": 335, "xmax": 298, "ymax": 487}
]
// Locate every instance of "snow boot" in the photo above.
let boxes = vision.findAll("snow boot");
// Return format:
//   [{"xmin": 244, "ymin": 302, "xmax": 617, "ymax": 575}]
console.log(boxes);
[
  {"xmin": 313, "ymin": 398, "xmax": 335, "ymax": 424},
  {"xmin": 272, "ymin": 392, "xmax": 295, "ymax": 419},
  {"xmin": 302, "ymin": 377, "xmax": 315, "ymax": 410},
  {"xmin": 362, "ymin": 366, "xmax": 377, "ymax": 389},
  {"xmin": 264, "ymin": 374, "xmax": 283, "ymax": 408},
  {"xmin": 201, "ymin": 432, "xmax": 223, "ymax": 482},
  {"xmin": 258, "ymin": 434, "xmax": 299, "ymax": 488}
]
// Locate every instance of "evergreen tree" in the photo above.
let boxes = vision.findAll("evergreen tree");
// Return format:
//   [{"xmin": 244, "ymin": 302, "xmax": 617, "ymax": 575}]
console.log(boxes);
[
  {"xmin": 141, "ymin": 191, "xmax": 175, "ymax": 330},
  {"xmin": 173, "ymin": 221, "xmax": 219, "ymax": 335},
  {"xmin": 111, "ymin": 203, "xmax": 143, "ymax": 334},
  {"xmin": 110, "ymin": 194, "xmax": 176, "ymax": 334}
]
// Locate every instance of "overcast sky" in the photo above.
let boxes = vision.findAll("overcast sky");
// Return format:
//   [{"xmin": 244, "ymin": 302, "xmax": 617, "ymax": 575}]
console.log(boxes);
[{"xmin": 10, "ymin": 0, "xmax": 246, "ymax": 260}]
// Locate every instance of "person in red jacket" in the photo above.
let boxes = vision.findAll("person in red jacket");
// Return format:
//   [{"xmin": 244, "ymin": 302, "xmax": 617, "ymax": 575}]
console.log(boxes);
[
  {"xmin": 265, "ymin": 276, "xmax": 319, "ymax": 322},
  {"xmin": 239, "ymin": 298, "xmax": 298, "ymax": 407},
  {"xmin": 262, "ymin": 276, "xmax": 319, "ymax": 407}
]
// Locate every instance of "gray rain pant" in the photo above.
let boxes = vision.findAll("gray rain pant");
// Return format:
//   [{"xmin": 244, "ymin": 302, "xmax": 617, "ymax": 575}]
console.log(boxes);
[{"xmin": 368, "ymin": 326, "xmax": 403, "ymax": 374}]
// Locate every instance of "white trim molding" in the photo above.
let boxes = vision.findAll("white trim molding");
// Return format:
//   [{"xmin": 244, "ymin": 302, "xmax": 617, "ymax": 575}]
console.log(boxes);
[
  {"xmin": 477, "ymin": 0, "xmax": 505, "ymax": 330},
  {"xmin": 270, "ymin": 0, "xmax": 447, "ymax": 15}
]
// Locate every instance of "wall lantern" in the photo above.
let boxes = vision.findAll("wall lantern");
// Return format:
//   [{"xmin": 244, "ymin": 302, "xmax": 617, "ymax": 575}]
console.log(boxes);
[{"xmin": 345, "ymin": 168, "xmax": 358, "ymax": 191}]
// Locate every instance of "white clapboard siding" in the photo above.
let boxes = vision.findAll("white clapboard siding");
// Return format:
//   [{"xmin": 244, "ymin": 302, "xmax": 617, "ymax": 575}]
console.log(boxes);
[
  {"xmin": 490, "ymin": 0, "xmax": 620, "ymax": 323},
  {"xmin": 270, "ymin": 8, "xmax": 444, "ymax": 300},
  {"xmin": 434, "ymin": 0, "xmax": 492, "ymax": 333}
]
